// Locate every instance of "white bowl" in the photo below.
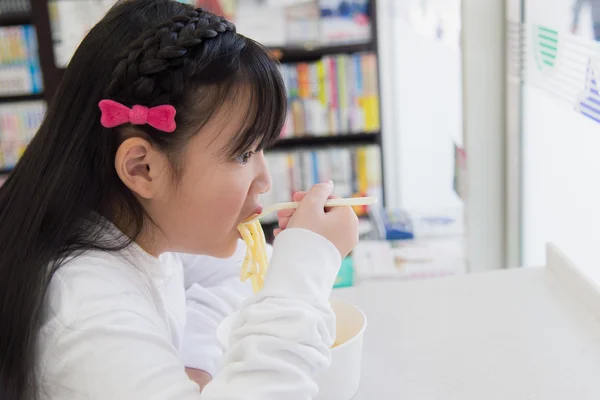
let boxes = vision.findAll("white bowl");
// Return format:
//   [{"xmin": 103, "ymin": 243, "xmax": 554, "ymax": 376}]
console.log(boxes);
[{"xmin": 216, "ymin": 299, "xmax": 367, "ymax": 400}]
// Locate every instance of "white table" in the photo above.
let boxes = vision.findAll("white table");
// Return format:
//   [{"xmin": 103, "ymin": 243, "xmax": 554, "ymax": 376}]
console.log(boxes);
[{"xmin": 332, "ymin": 245, "xmax": 600, "ymax": 400}]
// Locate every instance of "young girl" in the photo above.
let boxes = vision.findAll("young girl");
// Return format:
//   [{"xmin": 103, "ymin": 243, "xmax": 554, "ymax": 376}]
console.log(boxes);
[{"xmin": 0, "ymin": 1, "xmax": 358, "ymax": 399}]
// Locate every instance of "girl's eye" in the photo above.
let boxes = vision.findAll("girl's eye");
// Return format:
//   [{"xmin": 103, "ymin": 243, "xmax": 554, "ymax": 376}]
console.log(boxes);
[{"xmin": 236, "ymin": 151, "xmax": 254, "ymax": 164}]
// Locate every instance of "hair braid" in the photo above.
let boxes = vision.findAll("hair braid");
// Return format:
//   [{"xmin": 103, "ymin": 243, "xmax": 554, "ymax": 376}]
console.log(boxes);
[{"xmin": 107, "ymin": 9, "xmax": 236, "ymax": 104}]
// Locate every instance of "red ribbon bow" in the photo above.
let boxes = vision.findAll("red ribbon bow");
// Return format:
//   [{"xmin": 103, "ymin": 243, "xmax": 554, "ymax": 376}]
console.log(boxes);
[{"xmin": 98, "ymin": 100, "xmax": 177, "ymax": 133}]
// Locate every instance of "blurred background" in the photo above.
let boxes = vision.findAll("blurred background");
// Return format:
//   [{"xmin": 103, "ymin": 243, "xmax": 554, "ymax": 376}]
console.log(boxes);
[{"xmin": 0, "ymin": 0, "xmax": 598, "ymax": 286}]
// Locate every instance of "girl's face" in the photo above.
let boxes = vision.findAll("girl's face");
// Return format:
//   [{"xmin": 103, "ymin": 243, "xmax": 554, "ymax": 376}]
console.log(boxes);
[
  {"xmin": 161, "ymin": 101, "xmax": 271, "ymax": 257},
  {"xmin": 117, "ymin": 95, "xmax": 272, "ymax": 258}
]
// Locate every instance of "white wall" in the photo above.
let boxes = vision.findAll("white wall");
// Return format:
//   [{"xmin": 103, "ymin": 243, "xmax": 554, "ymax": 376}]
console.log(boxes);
[
  {"xmin": 393, "ymin": 25, "xmax": 463, "ymax": 211},
  {"xmin": 522, "ymin": 86, "xmax": 600, "ymax": 281},
  {"xmin": 521, "ymin": 0, "xmax": 600, "ymax": 282},
  {"xmin": 377, "ymin": 0, "xmax": 463, "ymax": 212}
]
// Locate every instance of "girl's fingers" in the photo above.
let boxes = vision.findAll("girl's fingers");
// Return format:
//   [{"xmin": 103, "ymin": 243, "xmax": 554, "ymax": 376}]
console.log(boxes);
[
  {"xmin": 324, "ymin": 195, "xmax": 340, "ymax": 212},
  {"xmin": 273, "ymin": 228, "xmax": 283, "ymax": 237},
  {"xmin": 293, "ymin": 191, "xmax": 308, "ymax": 202},
  {"xmin": 278, "ymin": 216, "xmax": 291, "ymax": 229},
  {"xmin": 277, "ymin": 190, "xmax": 336, "ymax": 221},
  {"xmin": 277, "ymin": 191, "xmax": 309, "ymax": 220},
  {"xmin": 277, "ymin": 208, "xmax": 295, "ymax": 218}
]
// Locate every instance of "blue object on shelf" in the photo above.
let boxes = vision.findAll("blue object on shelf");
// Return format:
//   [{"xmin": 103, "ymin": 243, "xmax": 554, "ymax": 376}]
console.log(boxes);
[
  {"xmin": 383, "ymin": 209, "xmax": 414, "ymax": 240},
  {"xmin": 369, "ymin": 204, "xmax": 414, "ymax": 241}
]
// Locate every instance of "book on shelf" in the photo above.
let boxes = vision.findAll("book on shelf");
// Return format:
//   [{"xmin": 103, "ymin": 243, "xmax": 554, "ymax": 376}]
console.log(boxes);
[
  {"xmin": 45, "ymin": 0, "xmax": 374, "ymax": 67},
  {"xmin": 0, "ymin": 25, "xmax": 42, "ymax": 96},
  {"xmin": 48, "ymin": 0, "xmax": 116, "ymax": 67},
  {"xmin": 279, "ymin": 51, "xmax": 379, "ymax": 138},
  {"xmin": 197, "ymin": 0, "xmax": 371, "ymax": 48},
  {"xmin": 194, "ymin": 0, "xmax": 236, "ymax": 19},
  {"xmin": 0, "ymin": 100, "xmax": 46, "ymax": 168},
  {"xmin": 284, "ymin": 1, "xmax": 321, "ymax": 45},
  {"xmin": 319, "ymin": 0, "xmax": 371, "ymax": 45},
  {"xmin": 0, "ymin": 0, "xmax": 31, "ymax": 16},
  {"xmin": 261, "ymin": 145, "xmax": 381, "ymax": 223}
]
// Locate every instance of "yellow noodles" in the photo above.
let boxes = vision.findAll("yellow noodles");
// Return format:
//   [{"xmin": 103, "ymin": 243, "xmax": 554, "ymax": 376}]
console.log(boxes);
[
  {"xmin": 237, "ymin": 221, "xmax": 343, "ymax": 347},
  {"xmin": 237, "ymin": 219, "xmax": 269, "ymax": 293}
]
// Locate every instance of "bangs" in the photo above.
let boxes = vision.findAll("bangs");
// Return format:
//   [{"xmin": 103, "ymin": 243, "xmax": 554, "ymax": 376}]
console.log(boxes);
[
  {"xmin": 222, "ymin": 39, "xmax": 287, "ymax": 157},
  {"xmin": 164, "ymin": 35, "xmax": 287, "ymax": 162}
]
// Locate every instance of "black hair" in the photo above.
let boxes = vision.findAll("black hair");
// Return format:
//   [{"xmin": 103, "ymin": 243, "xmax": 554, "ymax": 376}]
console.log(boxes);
[{"xmin": 0, "ymin": 1, "xmax": 286, "ymax": 399}]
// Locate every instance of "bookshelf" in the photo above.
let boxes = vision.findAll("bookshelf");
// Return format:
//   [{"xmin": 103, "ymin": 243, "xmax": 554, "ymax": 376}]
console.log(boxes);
[
  {"xmin": 30, "ymin": 0, "xmax": 58, "ymax": 103},
  {"xmin": 0, "ymin": 0, "xmax": 386, "ymax": 217},
  {"xmin": 0, "ymin": 3, "xmax": 43, "ymax": 171},
  {"xmin": 0, "ymin": 93, "xmax": 44, "ymax": 103},
  {"xmin": 269, "ymin": 42, "xmax": 375, "ymax": 63},
  {"xmin": 269, "ymin": 132, "xmax": 379, "ymax": 151},
  {"xmin": 0, "ymin": 13, "xmax": 31, "ymax": 26}
]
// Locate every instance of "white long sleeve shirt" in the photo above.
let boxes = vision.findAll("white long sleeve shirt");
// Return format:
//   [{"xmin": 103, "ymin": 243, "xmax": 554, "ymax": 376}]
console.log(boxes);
[
  {"xmin": 37, "ymin": 228, "xmax": 341, "ymax": 399},
  {"xmin": 178, "ymin": 240, "xmax": 257, "ymax": 376}
]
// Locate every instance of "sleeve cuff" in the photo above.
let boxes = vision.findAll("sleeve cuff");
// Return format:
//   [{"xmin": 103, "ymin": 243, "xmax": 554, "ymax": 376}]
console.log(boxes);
[{"xmin": 261, "ymin": 228, "xmax": 342, "ymax": 303}]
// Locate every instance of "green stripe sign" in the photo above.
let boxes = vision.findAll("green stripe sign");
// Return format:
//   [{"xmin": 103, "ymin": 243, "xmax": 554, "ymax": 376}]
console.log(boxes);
[{"xmin": 534, "ymin": 26, "xmax": 559, "ymax": 70}]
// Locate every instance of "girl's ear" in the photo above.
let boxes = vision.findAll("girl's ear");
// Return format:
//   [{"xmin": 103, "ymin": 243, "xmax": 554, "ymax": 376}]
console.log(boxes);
[{"xmin": 114, "ymin": 137, "xmax": 169, "ymax": 199}]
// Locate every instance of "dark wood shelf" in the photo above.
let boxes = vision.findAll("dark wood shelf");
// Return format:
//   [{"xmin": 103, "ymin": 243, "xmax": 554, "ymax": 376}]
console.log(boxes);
[
  {"xmin": 0, "ymin": 12, "xmax": 32, "ymax": 26},
  {"xmin": 0, "ymin": 93, "xmax": 44, "ymax": 103},
  {"xmin": 269, "ymin": 41, "xmax": 374, "ymax": 63},
  {"xmin": 268, "ymin": 132, "xmax": 379, "ymax": 151}
]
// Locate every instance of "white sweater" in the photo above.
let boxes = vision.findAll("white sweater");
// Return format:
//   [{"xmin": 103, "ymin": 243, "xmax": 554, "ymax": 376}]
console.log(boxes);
[{"xmin": 37, "ymin": 228, "xmax": 341, "ymax": 399}]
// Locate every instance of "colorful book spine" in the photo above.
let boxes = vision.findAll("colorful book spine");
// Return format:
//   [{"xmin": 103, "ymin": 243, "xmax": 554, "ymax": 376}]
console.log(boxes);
[
  {"xmin": 352, "ymin": 53, "xmax": 364, "ymax": 133},
  {"xmin": 280, "ymin": 52, "xmax": 380, "ymax": 137},
  {"xmin": 329, "ymin": 56, "xmax": 339, "ymax": 134},
  {"xmin": 262, "ymin": 146, "xmax": 381, "ymax": 221},
  {"xmin": 363, "ymin": 53, "xmax": 380, "ymax": 132},
  {"xmin": 356, "ymin": 148, "xmax": 368, "ymax": 194},
  {"xmin": 0, "ymin": 100, "xmax": 46, "ymax": 168},
  {"xmin": 0, "ymin": 25, "xmax": 43, "ymax": 96}
]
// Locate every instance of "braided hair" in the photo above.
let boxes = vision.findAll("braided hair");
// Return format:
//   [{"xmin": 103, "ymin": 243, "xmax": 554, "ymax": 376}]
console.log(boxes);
[
  {"xmin": 0, "ymin": 1, "xmax": 286, "ymax": 399},
  {"xmin": 107, "ymin": 9, "xmax": 236, "ymax": 103}
]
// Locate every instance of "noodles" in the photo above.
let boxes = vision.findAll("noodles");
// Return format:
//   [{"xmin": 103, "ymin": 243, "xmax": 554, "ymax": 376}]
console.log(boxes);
[
  {"xmin": 238, "ymin": 219, "xmax": 344, "ymax": 348},
  {"xmin": 237, "ymin": 219, "xmax": 269, "ymax": 293}
]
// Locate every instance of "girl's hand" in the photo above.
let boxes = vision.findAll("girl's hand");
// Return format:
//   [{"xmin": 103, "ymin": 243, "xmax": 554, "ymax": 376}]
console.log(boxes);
[
  {"xmin": 273, "ymin": 191, "xmax": 307, "ymax": 237},
  {"xmin": 274, "ymin": 187, "xmax": 338, "ymax": 236},
  {"xmin": 276, "ymin": 182, "xmax": 359, "ymax": 258}
]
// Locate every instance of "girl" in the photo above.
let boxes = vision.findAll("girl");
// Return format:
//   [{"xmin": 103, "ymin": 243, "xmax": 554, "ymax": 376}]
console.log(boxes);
[{"xmin": 0, "ymin": 1, "xmax": 358, "ymax": 399}]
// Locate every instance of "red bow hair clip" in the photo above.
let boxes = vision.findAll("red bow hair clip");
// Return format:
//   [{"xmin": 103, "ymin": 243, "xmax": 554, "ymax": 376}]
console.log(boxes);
[{"xmin": 98, "ymin": 100, "xmax": 177, "ymax": 133}]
